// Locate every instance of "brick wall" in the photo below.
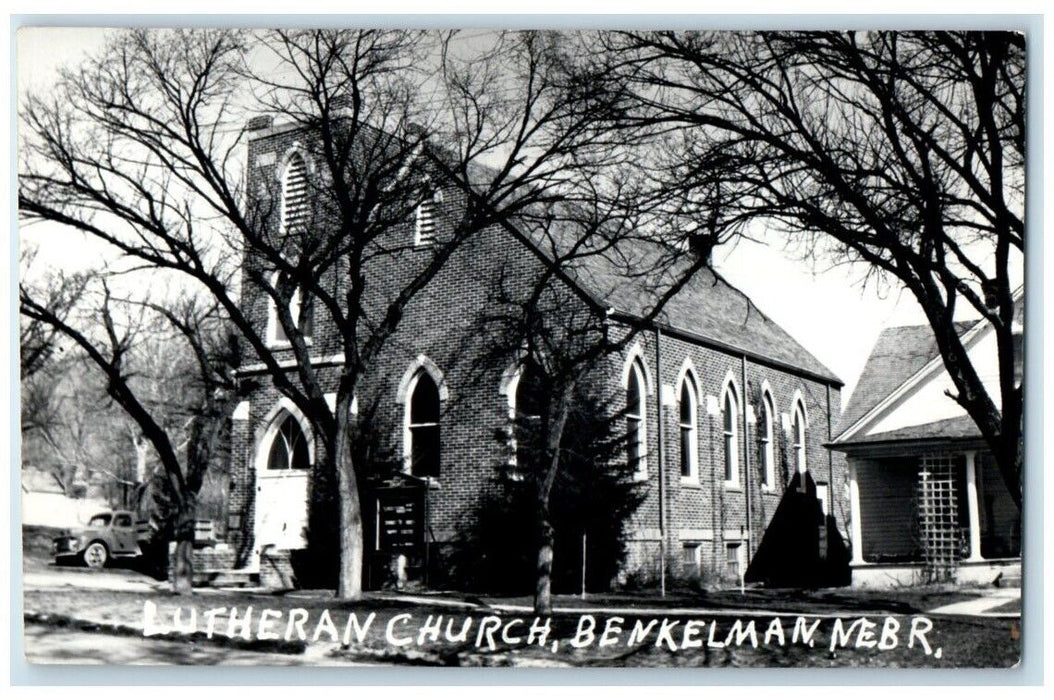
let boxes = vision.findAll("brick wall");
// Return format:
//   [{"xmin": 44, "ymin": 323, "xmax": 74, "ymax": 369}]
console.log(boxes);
[
  {"xmin": 167, "ymin": 543, "xmax": 238, "ymax": 583},
  {"xmin": 600, "ymin": 327, "xmax": 846, "ymax": 585}
]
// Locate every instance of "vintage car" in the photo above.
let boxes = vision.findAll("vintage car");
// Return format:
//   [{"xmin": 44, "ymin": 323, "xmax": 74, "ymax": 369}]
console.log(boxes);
[{"xmin": 52, "ymin": 510, "xmax": 148, "ymax": 568}]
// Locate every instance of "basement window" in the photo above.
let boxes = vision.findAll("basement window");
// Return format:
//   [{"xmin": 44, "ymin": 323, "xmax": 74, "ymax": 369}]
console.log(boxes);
[
  {"xmin": 681, "ymin": 543, "xmax": 701, "ymax": 577},
  {"xmin": 726, "ymin": 542, "xmax": 744, "ymax": 580}
]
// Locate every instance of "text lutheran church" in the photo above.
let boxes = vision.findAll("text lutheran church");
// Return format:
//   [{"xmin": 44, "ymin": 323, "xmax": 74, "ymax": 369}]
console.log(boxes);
[{"xmin": 212, "ymin": 117, "xmax": 849, "ymax": 591}]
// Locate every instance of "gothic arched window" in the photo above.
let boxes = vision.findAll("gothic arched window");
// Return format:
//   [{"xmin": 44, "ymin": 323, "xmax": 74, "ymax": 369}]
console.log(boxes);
[
  {"xmin": 760, "ymin": 390, "xmax": 776, "ymax": 489},
  {"xmin": 407, "ymin": 371, "xmax": 441, "ymax": 478},
  {"xmin": 679, "ymin": 375, "xmax": 699, "ymax": 479},
  {"xmin": 267, "ymin": 412, "xmax": 311, "ymax": 471},
  {"xmin": 792, "ymin": 400, "xmax": 808, "ymax": 475},
  {"xmin": 723, "ymin": 383, "xmax": 740, "ymax": 485},
  {"xmin": 626, "ymin": 359, "xmax": 647, "ymax": 478},
  {"xmin": 511, "ymin": 359, "xmax": 548, "ymax": 469}
]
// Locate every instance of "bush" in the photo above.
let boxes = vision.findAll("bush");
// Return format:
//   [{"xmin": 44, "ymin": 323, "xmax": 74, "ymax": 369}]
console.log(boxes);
[{"xmin": 449, "ymin": 387, "xmax": 646, "ymax": 594}]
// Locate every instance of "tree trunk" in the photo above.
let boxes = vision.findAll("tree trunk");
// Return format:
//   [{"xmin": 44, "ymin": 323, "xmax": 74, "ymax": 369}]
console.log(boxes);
[
  {"xmin": 136, "ymin": 479, "xmax": 152, "ymax": 522},
  {"xmin": 171, "ymin": 504, "xmax": 196, "ymax": 595},
  {"xmin": 534, "ymin": 508, "xmax": 555, "ymax": 615},
  {"xmin": 335, "ymin": 396, "xmax": 364, "ymax": 600},
  {"xmin": 533, "ymin": 380, "xmax": 575, "ymax": 616},
  {"xmin": 916, "ymin": 289, "xmax": 1022, "ymax": 508},
  {"xmin": 133, "ymin": 432, "xmax": 150, "ymax": 483}
]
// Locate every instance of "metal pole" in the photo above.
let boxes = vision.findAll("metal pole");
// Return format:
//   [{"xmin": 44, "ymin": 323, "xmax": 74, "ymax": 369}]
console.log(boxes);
[
  {"xmin": 655, "ymin": 327, "xmax": 666, "ymax": 598},
  {"xmin": 742, "ymin": 356, "xmax": 752, "ymax": 559},
  {"xmin": 423, "ymin": 484, "xmax": 430, "ymax": 588},
  {"xmin": 826, "ymin": 384, "xmax": 834, "ymax": 501},
  {"xmin": 581, "ymin": 531, "xmax": 587, "ymax": 600}
]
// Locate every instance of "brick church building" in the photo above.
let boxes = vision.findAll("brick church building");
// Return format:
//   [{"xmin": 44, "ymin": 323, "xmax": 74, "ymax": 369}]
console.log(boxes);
[{"xmin": 216, "ymin": 118, "xmax": 849, "ymax": 591}]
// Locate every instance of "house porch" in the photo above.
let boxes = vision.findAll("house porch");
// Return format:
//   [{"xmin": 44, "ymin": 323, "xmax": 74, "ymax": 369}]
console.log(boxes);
[{"xmin": 845, "ymin": 446, "xmax": 1020, "ymax": 589}]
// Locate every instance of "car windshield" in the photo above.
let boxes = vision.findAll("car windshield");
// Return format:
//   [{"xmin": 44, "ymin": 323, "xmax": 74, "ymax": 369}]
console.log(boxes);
[{"xmin": 87, "ymin": 513, "xmax": 112, "ymax": 527}]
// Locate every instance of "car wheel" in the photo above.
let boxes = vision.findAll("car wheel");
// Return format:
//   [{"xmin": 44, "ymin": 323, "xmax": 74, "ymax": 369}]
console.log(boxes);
[{"xmin": 83, "ymin": 542, "xmax": 108, "ymax": 569}]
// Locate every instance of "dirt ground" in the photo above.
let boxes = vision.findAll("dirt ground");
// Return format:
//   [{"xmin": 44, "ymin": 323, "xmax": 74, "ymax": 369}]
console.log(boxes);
[{"xmin": 23, "ymin": 623, "xmax": 374, "ymax": 666}]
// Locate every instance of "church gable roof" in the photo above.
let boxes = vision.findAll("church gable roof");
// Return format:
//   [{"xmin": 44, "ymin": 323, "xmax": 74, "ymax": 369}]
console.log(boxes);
[{"xmin": 507, "ymin": 215, "xmax": 840, "ymax": 384}]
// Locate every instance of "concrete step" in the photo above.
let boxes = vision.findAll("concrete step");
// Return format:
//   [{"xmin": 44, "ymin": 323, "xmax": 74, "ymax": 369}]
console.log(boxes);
[{"xmin": 206, "ymin": 570, "xmax": 259, "ymax": 588}]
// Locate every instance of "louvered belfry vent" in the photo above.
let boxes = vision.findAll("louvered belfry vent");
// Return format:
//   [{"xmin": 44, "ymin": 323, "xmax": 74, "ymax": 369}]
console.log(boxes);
[
  {"xmin": 415, "ymin": 196, "xmax": 436, "ymax": 245},
  {"xmin": 282, "ymin": 154, "xmax": 309, "ymax": 234}
]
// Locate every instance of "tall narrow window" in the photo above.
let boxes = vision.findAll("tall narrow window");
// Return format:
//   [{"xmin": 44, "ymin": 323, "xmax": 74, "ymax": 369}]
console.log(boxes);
[
  {"xmin": 407, "ymin": 372, "xmax": 440, "ymax": 478},
  {"xmin": 512, "ymin": 360, "xmax": 548, "ymax": 469},
  {"xmin": 760, "ymin": 391, "xmax": 776, "ymax": 490},
  {"xmin": 515, "ymin": 360, "xmax": 547, "ymax": 421},
  {"xmin": 505, "ymin": 359, "xmax": 548, "ymax": 471},
  {"xmin": 281, "ymin": 153, "xmax": 309, "ymax": 235},
  {"xmin": 679, "ymin": 376, "xmax": 698, "ymax": 479},
  {"xmin": 626, "ymin": 360, "xmax": 647, "ymax": 478},
  {"xmin": 723, "ymin": 385, "xmax": 739, "ymax": 485},
  {"xmin": 792, "ymin": 401, "xmax": 807, "ymax": 475},
  {"xmin": 267, "ymin": 412, "xmax": 311, "ymax": 471},
  {"xmin": 268, "ymin": 271, "xmax": 312, "ymax": 346}
]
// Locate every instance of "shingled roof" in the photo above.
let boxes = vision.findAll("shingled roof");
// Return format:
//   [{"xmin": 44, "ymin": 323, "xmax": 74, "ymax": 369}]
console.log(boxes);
[
  {"xmin": 838, "ymin": 320, "xmax": 976, "ymax": 435},
  {"xmin": 836, "ymin": 414, "xmax": 981, "ymax": 446},
  {"xmin": 508, "ymin": 216, "xmax": 841, "ymax": 384}
]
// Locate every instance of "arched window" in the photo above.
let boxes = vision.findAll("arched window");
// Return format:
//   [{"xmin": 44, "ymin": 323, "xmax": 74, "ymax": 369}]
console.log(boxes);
[
  {"xmin": 678, "ymin": 375, "xmax": 698, "ymax": 479},
  {"xmin": 407, "ymin": 371, "xmax": 441, "ymax": 478},
  {"xmin": 626, "ymin": 359, "xmax": 647, "ymax": 478},
  {"xmin": 281, "ymin": 152, "xmax": 309, "ymax": 235},
  {"xmin": 415, "ymin": 188, "xmax": 442, "ymax": 246},
  {"xmin": 792, "ymin": 400, "xmax": 807, "ymax": 475},
  {"xmin": 510, "ymin": 359, "xmax": 548, "ymax": 469},
  {"xmin": 722, "ymin": 383, "xmax": 739, "ymax": 485},
  {"xmin": 515, "ymin": 360, "xmax": 547, "ymax": 420},
  {"xmin": 266, "ymin": 412, "xmax": 311, "ymax": 470},
  {"xmin": 267, "ymin": 270, "xmax": 312, "ymax": 346},
  {"xmin": 760, "ymin": 390, "xmax": 776, "ymax": 490}
]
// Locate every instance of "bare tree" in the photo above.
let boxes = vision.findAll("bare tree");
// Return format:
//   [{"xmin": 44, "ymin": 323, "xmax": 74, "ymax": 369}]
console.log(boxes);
[
  {"xmin": 20, "ymin": 265, "xmax": 239, "ymax": 593},
  {"xmin": 476, "ymin": 181, "xmax": 716, "ymax": 612},
  {"xmin": 19, "ymin": 247, "xmax": 88, "ymax": 380},
  {"xmin": 593, "ymin": 30, "xmax": 1025, "ymax": 505},
  {"xmin": 19, "ymin": 252, "xmax": 126, "ymax": 499},
  {"xmin": 19, "ymin": 29, "xmax": 644, "ymax": 599},
  {"xmin": 21, "ymin": 357, "xmax": 125, "ymax": 498}
]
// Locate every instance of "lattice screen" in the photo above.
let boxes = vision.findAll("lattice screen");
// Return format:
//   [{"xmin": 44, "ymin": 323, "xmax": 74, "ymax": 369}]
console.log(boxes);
[{"xmin": 917, "ymin": 455, "xmax": 961, "ymax": 583}]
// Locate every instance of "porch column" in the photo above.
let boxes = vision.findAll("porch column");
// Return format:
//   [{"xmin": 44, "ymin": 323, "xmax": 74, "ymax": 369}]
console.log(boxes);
[
  {"xmin": 848, "ymin": 460, "xmax": 865, "ymax": 565},
  {"xmin": 964, "ymin": 450, "xmax": 984, "ymax": 562}
]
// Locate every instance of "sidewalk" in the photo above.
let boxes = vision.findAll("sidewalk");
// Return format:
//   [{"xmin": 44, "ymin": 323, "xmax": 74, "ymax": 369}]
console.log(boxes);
[
  {"xmin": 23, "ymin": 569, "xmax": 162, "ymax": 593},
  {"xmin": 927, "ymin": 587, "xmax": 1021, "ymax": 617}
]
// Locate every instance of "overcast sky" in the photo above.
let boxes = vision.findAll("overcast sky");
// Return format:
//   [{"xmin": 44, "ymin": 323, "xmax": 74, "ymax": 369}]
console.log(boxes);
[{"xmin": 16, "ymin": 27, "xmax": 1020, "ymax": 405}]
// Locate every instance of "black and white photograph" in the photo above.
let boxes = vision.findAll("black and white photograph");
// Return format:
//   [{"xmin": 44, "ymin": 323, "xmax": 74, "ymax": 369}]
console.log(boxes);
[{"xmin": 15, "ymin": 24, "xmax": 1027, "ymax": 670}]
